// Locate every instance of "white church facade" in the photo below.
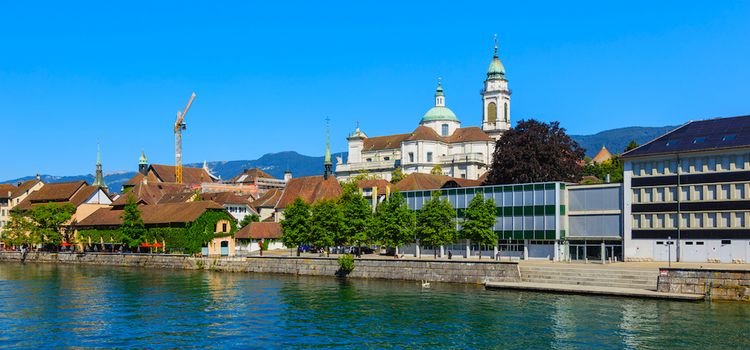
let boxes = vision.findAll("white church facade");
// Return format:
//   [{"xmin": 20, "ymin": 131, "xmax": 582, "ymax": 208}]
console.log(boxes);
[{"xmin": 336, "ymin": 41, "xmax": 512, "ymax": 181}]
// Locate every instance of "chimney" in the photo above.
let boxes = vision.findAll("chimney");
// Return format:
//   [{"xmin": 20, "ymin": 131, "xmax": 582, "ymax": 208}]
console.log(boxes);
[
  {"xmin": 605, "ymin": 173, "xmax": 611, "ymax": 183},
  {"xmin": 36, "ymin": 173, "xmax": 41, "ymax": 180},
  {"xmin": 284, "ymin": 170, "xmax": 292, "ymax": 182},
  {"xmin": 17, "ymin": 181, "xmax": 21, "ymax": 187}
]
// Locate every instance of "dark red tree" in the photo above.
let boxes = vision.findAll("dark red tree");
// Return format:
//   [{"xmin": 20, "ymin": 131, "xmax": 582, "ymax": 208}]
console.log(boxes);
[{"xmin": 484, "ymin": 119, "xmax": 585, "ymax": 185}]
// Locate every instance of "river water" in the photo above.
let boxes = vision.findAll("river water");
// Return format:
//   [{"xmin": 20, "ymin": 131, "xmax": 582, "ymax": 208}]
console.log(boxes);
[{"xmin": 0, "ymin": 263, "xmax": 748, "ymax": 349}]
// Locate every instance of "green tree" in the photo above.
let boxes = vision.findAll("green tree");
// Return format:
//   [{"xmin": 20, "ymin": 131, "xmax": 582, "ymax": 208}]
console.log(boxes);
[
  {"xmin": 310, "ymin": 199, "xmax": 344, "ymax": 256},
  {"xmin": 461, "ymin": 193, "xmax": 497, "ymax": 259},
  {"xmin": 120, "ymin": 195, "xmax": 146, "ymax": 249},
  {"xmin": 371, "ymin": 192, "xmax": 414, "ymax": 256},
  {"xmin": 416, "ymin": 191, "xmax": 457, "ymax": 258},
  {"xmin": 485, "ymin": 119, "xmax": 585, "ymax": 184},
  {"xmin": 281, "ymin": 198, "xmax": 311, "ymax": 256},
  {"xmin": 239, "ymin": 214, "xmax": 260, "ymax": 228},
  {"xmin": 430, "ymin": 165, "xmax": 443, "ymax": 175},
  {"xmin": 390, "ymin": 167, "xmax": 405, "ymax": 184},
  {"xmin": 3, "ymin": 210, "xmax": 35, "ymax": 247},
  {"xmin": 28, "ymin": 203, "xmax": 76, "ymax": 248},
  {"xmin": 339, "ymin": 182, "xmax": 372, "ymax": 257},
  {"xmin": 582, "ymin": 157, "xmax": 624, "ymax": 183},
  {"xmin": 625, "ymin": 140, "xmax": 639, "ymax": 152}
]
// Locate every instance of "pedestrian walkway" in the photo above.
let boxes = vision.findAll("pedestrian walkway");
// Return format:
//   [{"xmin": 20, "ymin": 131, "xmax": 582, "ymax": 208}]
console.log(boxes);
[{"xmin": 484, "ymin": 281, "xmax": 704, "ymax": 301}]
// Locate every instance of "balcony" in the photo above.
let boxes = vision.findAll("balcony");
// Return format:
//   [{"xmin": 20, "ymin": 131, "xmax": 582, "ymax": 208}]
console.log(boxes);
[
  {"xmin": 438, "ymin": 153, "xmax": 487, "ymax": 164},
  {"xmin": 336, "ymin": 159, "xmax": 398, "ymax": 173}
]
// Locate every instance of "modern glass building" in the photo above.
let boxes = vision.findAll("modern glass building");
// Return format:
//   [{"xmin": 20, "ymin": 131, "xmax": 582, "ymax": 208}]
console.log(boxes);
[{"xmin": 401, "ymin": 182, "xmax": 624, "ymax": 261}]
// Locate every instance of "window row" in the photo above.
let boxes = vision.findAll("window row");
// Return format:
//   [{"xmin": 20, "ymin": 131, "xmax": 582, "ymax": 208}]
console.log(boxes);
[
  {"xmin": 633, "ymin": 211, "xmax": 748, "ymax": 229},
  {"xmin": 632, "ymin": 183, "xmax": 749, "ymax": 203},
  {"xmin": 632, "ymin": 154, "xmax": 750, "ymax": 176}
]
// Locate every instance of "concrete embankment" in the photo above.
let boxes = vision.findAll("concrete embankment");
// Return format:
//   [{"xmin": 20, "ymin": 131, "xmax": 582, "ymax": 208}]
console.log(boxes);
[
  {"xmin": 658, "ymin": 268, "xmax": 750, "ymax": 301},
  {"xmin": 0, "ymin": 251, "xmax": 521, "ymax": 284}
]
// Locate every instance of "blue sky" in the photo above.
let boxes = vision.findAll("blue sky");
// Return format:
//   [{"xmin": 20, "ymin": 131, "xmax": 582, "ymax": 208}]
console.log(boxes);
[{"xmin": 2, "ymin": 1, "xmax": 750, "ymax": 180}]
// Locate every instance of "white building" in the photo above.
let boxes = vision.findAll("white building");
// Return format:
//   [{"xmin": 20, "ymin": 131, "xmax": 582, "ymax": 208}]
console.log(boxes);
[
  {"xmin": 622, "ymin": 115, "xmax": 750, "ymax": 263},
  {"xmin": 336, "ymin": 41, "xmax": 511, "ymax": 181}
]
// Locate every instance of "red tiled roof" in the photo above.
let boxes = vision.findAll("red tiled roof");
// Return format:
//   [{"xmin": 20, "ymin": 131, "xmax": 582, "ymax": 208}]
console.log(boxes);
[
  {"xmin": 250, "ymin": 189, "xmax": 282, "ymax": 209},
  {"xmin": 394, "ymin": 173, "xmax": 479, "ymax": 192},
  {"xmin": 201, "ymin": 192, "xmax": 252, "ymax": 206},
  {"xmin": 77, "ymin": 201, "xmax": 226, "ymax": 227},
  {"xmin": 229, "ymin": 168, "xmax": 275, "ymax": 183},
  {"xmin": 405, "ymin": 126, "xmax": 443, "ymax": 142},
  {"xmin": 236, "ymin": 222, "xmax": 282, "ymax": 239},
  {"xmin": 592, "ymin": 146, "xmax": 613, "ymax": 164},
  {"xmin": 363, "ymin": 133, "xmax": 410, "ymax": 151},
  {"xmin": 16, "ymin": 181, "xmax": 87, "ymax": 210},
  {"xmin": 112, "ymin": 181, "xmax": 191, "ymax": 206},
  {"xmin": 276, "ymin": 176, "xmax": 342, "ymax": 209},
  {"xmin": 149, "ymin": 164, "xmax": 216, "ymax": 185},
  {"xmin": 11, "ymin": 179, "xmax": 42, "ymax": 198},
  {"xmin": 0, "ymin": 184, "xmax": 16, "ymax": 199},
  {"xmin": 445, "ymin": 127, "xmax": 494, "ymax": 143}
]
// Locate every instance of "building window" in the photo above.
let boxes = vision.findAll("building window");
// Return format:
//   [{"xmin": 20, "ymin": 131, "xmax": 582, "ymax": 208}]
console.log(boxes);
[
  {"xmin": 366, "ymin": 158, "xmax": 372, "ymax": 162},
  {"xmin": 384, "ymin": 157, "xmax": 390, "ymax": 161},
  {"xmin": 720, "ymin": 184, "xmax": 731, "ymax": 200},
  {"xmin": 504, "ymin": 102, "xmax": 509, "ymax": 122},
  {"xmin": 736, "ymin": 184, "xmax": 746, "ymax": 199},
  {"xmin": 426, "ymin": 152, "xmax": 433, "ymax": 162},
  {"xmin": 408, "ymin": 152, "xmax": 414, "ymax": 162},
  {"xmin": 222, "ymin": 223, "xmax": 228, "ymax": 232},
  {"xmin": 487, "ymin": 102, "xmax": 497, "ymax": 123},
  {"xmin": 694, "ymin": 186, "xmax": 704, "ymax": 201},
  {"xmin": 441, "ymin": 124, "xmax": 449, "ymax": 136},
  {"xmin": 735, "ymin": 212, "xmax": 746, "ymax": 226}
]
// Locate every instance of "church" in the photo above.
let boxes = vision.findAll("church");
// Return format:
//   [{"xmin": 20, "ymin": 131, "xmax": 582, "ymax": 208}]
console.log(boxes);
[{"xmin": 335, "ymin": 40, "xmax": 511, "ymax": 181}]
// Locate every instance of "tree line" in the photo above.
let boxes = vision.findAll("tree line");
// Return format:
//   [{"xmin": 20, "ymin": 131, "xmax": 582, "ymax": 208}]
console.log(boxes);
[{"xmin": 280, "ymin": 182, "xmax": 498, "ymax": 258}]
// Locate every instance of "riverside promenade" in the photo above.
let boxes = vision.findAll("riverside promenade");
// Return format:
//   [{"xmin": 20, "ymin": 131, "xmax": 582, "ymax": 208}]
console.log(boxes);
[{"xmin": 3, "ymin": 251, "xmax": 748, "ymax": 301}]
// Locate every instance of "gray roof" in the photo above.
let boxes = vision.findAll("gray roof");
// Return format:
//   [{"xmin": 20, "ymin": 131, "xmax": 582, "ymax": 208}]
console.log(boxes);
[{"xmin": 621, "ymin": 115, "xmax": 750, "ymax": 159}]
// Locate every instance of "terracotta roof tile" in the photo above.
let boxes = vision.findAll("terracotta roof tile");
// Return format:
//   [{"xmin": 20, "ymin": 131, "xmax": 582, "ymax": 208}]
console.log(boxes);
[
  {"xmin": 112, "ymin": 182, "xmax": 191, "ymax": 206},
  {"xmin": 201, "ymin": 192, "xmax": 252, "ymax": 206},
  {"xmin": 592, "ymin": 146, "xmax": 613, "ymax": 164},
  {"xmin": 394, "ymin": 173, "xmax": 477, "ymax": 192},
  {"xmin": 77, "ymin": 201, "xmax": 226, "ymax": 227},
  {"xmin": 12, "ymin": 179, "xmax": 41, "ymax": 198},
  {"xmin": 249, "ymin": 189, "xmax": 282, "ymax": 209},
  {"xmin": 363, "ymin": 127, "xmax": 492, "ymax": 151},
  {"xmin": 276, "ymin": 176, "xmax": 342, "ymax": 209},
  {"xmin": 236, "ymin": 222, "xmax": 282, "ymax": 239},
  {"xmin": 0, "ymin": 184, "xmax": 16, "ymax": 199},
  {"xmin": 16, "ymin": 181, "xmax": 87, "ymax": 210},
  {"xmin": 150, "ymin": 164, "xmax": 216, "ymax": 185},
  {"xmin": 363, "ymin": 133, "xmax": 410, "ymax": 151},
  {"xmin": 229, "ymin": 168, "xmax": 275, "ymax": 183}
]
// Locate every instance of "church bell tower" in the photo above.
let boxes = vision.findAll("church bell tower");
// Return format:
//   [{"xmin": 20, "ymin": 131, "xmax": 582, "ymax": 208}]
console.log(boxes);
[{"xmin": 481, "ymin": 35, "xmax": 511, "ymax": 141}]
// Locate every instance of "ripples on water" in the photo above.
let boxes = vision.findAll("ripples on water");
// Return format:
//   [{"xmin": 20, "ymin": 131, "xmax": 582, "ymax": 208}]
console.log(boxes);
[{"xmin": 0, "ymin": 263, "xmax": 748, "ymax": 349}]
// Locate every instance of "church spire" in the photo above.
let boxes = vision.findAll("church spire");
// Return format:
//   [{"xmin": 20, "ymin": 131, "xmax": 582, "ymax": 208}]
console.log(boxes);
[
  {"xmin": 324, "ymin": 117, "xmax": 333, "ymax": 179},
  {"xmin": 93, "ymin": 143, "xmax": 108, "ymax": 191},
  {"xmin": 435, "ymin": 77, "xmax": 445, "ymax": 107}
]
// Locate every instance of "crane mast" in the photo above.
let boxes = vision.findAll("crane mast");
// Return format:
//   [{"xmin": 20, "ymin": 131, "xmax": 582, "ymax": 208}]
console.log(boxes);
[{"xmin": 174, "ymin": 92, "xmax": 196, "ymax": 184}]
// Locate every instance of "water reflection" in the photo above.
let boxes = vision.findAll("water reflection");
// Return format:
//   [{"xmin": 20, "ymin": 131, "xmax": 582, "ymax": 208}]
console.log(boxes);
[{"xmin": 0, "ymin": 263, "xmax": 749, "ymax": 349}]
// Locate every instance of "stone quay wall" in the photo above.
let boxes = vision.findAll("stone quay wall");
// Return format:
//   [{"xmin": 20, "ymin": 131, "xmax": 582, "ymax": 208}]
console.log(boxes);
[
  {"xmin": 658, "ymin": 268, "xmax": 750, "ymax": 301},
  {"xmin": 0, "ymin": 251, "xmax": 521, "ymax": 284}
]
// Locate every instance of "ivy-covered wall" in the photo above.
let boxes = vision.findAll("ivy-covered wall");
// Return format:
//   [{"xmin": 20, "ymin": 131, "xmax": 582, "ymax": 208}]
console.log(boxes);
[{"xmin": 77, "ymin": 210, "xmax": 236, "ymax": 254}]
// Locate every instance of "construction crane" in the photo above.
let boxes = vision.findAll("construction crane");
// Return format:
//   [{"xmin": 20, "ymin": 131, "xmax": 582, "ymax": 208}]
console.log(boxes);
[{"xmin": 174, "ymin": 92, "xmax": 196, "ymax": 184}]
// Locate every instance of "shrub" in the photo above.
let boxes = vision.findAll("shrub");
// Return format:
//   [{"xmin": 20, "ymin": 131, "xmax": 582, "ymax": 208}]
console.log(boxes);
[{"xmin": 338, "ymin": 254, "xmax": 355, "ymax": 273}]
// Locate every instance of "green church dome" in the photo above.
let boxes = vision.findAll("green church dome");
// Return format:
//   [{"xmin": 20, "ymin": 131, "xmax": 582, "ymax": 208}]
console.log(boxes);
[
  {"xmin": 421, "ymin": 106, "xmax": 458, "ymax": 122},
  {"xmin": 487, "ymin": 56, "xmax": 505, "ymax": 78}
]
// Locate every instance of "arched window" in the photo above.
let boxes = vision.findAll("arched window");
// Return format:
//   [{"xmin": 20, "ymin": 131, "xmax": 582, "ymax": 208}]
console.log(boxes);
[
  {"xmin": 504, "ymin": 102, "xmax": 509, "ymax": 122},
  {"xmin": 487, "ymin": 102, "xmax": 497, "ymax": 124},
  {"xmin": 441, "ymin": 124, "xmax": 449, "ymax": 136}
]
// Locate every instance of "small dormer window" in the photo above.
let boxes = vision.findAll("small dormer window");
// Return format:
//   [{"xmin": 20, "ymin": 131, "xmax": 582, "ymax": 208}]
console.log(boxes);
[
  {"xmin": 441, "ymin": 124, "xmax": 449, "ymax": 136},
  {"xmin": 723, "ymin": 134, "xmax": 737, "ymax": 141},
  {"xmin": 693, "ymin": 137, "xmax": 705, "ymax": 144},
  {"xmin": 666, "ymin": 140, "xmax": 679, "ymax": 147}
]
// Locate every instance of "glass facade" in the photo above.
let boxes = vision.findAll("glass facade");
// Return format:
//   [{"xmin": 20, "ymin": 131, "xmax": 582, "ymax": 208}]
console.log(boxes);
[{"xmin": 402, "ymin": 182, "xmax": 565, "ymax": 241}]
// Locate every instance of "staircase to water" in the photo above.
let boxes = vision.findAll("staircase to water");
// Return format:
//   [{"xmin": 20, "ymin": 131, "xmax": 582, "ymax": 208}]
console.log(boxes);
[{"xmin": 519, "ymin": 265, "xmax": 658, "ymax": 290}]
